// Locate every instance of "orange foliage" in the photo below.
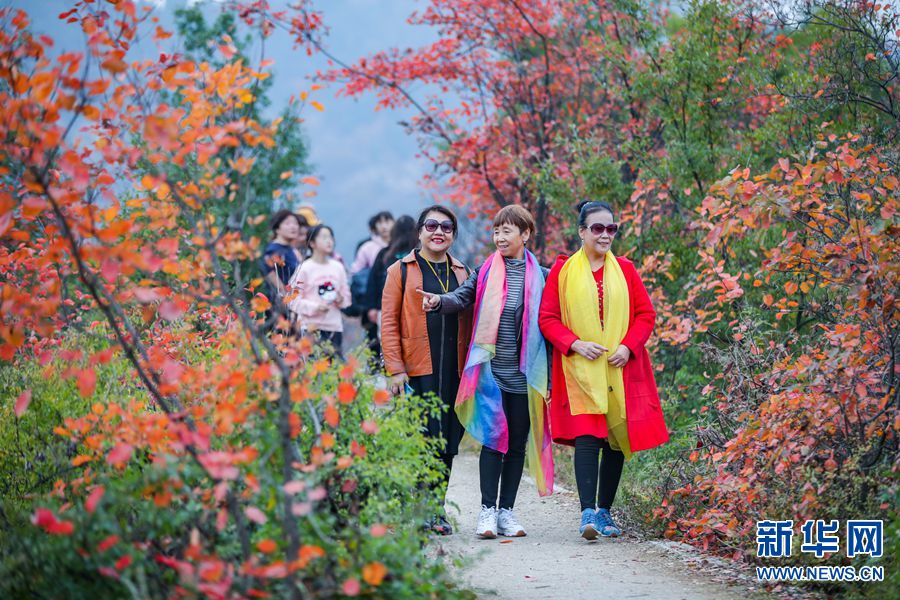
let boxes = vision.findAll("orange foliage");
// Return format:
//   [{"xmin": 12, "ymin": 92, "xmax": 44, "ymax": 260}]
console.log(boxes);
[{"xmin": 655, "ymin": 138, "xmax": 898, "ymax": 557}]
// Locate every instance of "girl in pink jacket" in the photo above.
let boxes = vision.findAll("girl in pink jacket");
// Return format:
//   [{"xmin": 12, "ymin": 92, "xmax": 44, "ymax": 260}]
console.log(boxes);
[{"xmin": 289, "ymin": 224, "xmax": 351, "ymax": 359}]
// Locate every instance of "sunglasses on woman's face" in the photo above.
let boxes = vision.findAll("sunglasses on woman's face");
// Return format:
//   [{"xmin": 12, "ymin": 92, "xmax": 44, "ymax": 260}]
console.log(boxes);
[
  {"xmin": 587, "ymin": 223, "xmax": 619, "ymax": 236},
  {"xmin": 424, "ymin": 219, "xmax": 455, "ymax": 234}
]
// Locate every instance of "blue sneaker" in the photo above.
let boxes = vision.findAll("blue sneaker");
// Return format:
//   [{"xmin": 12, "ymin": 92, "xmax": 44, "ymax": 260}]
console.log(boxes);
[
  {"xmin": 579, "ymin": 508, "xmax": 598, "ymax": 540},
  {"xmin": 595, "ymin": 508, "xmax": 622, "ymax": 537}
]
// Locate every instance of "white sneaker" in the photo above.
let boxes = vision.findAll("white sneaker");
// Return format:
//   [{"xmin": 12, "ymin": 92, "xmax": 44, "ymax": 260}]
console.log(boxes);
[
  {"xmin": 476, "ymin": 505, "xmax": 498, "ymax": 539},
  {"xmin": 497, "ymin": 508, "xmax": 526, "ymax": 537}
]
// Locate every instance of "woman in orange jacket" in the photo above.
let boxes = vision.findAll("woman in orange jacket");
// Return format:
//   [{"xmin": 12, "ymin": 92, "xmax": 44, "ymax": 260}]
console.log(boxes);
[{"xmin": 380, "ymin": 205, "xmax": 472, "ymax": 534}]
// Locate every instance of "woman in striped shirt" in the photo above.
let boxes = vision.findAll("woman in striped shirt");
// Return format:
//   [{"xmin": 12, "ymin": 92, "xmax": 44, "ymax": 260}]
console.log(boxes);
[{"xmin": 421, "ymin": 205, "xmax": 551, "ymax": 539}]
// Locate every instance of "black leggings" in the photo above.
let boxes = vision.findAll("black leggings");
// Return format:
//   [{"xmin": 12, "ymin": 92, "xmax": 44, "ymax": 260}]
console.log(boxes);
[
  {"xmin": 421, "ymin": 454, "xmax": 454, "ymax": 506},
  {"xmin": 574, "ymin": 435, "xmax": 624, "ymax": 511},
  {"xmin": 439, "ymin": 454, "xmax": 453, "ymax": 495},
  {"xmin": 312, "ymin": 330, "xmax": 343, "ymax": 360},
  {"xmin": 479, "ymin": 391, "xmax": 530, "ymax": 510}
]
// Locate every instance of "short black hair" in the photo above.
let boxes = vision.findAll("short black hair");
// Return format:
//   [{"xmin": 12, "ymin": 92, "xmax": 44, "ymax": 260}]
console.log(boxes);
[
  {"xmin": 368, "ymin": 211, "xmax": 394, "ymax": 232},
  {"xmin": 270, "ymin": 209, "xmax": 302, "ymax": 238},
  {"xmin": 416, "ymin": 205, "xmax": 458, "ymax": 234},
  {"xmin": 576, "ymin": 200, "xmax": 615, "ymax": 227}
]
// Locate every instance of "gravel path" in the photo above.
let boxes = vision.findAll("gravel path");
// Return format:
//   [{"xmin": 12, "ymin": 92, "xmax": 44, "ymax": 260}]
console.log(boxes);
[{"xmin": 435, "ymin": 453, "xmax": 759, "ymax": 600}]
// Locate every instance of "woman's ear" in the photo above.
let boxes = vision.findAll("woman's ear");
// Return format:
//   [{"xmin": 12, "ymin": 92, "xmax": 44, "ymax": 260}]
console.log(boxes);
[{"xmin": 522, "ymin": 229, "xmax": 532, "ymax": 245}]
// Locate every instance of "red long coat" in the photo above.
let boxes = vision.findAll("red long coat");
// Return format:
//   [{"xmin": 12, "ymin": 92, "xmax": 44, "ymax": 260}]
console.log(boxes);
[{"xmin": 538, "ymin": 255, "xmax": 669, "ymax": 451}]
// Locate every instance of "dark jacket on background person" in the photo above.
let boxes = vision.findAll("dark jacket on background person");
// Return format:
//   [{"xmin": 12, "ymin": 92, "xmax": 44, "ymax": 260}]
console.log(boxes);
[
  {"xmin": 259, "ymin": 242, "xmax": 301, "ymax": 302},
  {"xmin": 364, "ymin": 246, "xmax": 399, "ymax": 312}
]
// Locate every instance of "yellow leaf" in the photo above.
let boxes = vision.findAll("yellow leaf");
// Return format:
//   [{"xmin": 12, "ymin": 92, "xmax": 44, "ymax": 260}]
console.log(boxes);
[{"xmin": 310, "ymin": 101, "xmax": 324, "ymax": 112}]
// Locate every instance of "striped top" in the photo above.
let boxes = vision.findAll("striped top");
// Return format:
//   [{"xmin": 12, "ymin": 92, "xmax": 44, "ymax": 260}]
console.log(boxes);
[{"xmin": 492, "ymin": 258, "xmax": 527, "ymax": 393}]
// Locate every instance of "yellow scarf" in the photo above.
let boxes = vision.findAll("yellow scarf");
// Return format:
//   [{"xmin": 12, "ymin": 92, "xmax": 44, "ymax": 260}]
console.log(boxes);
[{"xmin": 559, "ymin": 248, "xmax": 632, "ymax": 458}]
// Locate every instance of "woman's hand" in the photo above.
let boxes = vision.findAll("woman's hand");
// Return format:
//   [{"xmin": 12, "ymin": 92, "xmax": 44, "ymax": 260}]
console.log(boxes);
[
  {"xmin": 389, "ymin": 372, "xmax": 409, "ymax": 395},
  {"xmin": 416, "ymin": 288, "xmax": 441, "ymax": 312},
  {"xmin": 607, "ymin": 344, "xmax": 631, "ymax": 368},
  {"xmin": 571, "ymin": 340, "xmax": 608, "ymax": 360}
]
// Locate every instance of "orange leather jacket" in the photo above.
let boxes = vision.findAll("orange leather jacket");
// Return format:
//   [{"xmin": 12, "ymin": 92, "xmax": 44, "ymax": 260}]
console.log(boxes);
[{"xmin": 380, "ymin": 250, "xmax": 473, "ymax": 377}]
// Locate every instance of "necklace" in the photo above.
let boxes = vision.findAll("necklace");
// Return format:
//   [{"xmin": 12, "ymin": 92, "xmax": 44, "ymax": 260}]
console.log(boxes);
[{"xmin": 423, "ymin": 254, "xmax": 450, "ymax": 293}]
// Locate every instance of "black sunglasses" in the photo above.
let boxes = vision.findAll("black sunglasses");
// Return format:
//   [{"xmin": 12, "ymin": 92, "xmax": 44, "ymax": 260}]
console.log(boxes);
[
  {"xmin": 587, "ymin": 223, "xmax": 619, "ymax": 236},
  {"xmin": 423, "ymin": 219, "xmax": 455, "ymax": 234}
]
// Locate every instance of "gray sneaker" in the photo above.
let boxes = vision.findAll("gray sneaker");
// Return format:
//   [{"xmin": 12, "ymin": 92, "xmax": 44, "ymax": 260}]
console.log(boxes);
[
  {"xmin": 497, "ymin": 508, "xmax": 526, "ymax": 537},
  {"xmin": 476, "ymin": 505, "xmax": 498, "ymax": 539}
]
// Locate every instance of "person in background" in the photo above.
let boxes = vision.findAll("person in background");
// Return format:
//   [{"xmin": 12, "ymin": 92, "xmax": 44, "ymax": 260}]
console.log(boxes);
[
  {"xmin": 364, "ymin": 215, "xmax": 417, "ymax": 342},
  {"xmin": 291, "ymin": 213, "xmax": 311, "ymax": 260},
  {"xmin": 295, "ymin": 205, "xmax": 320, "ymax": 226},
  {"xmin": 380, "ymin": 206, "xmax": 472, "ymax": 535},
  {"xmin": 539, "ymin": 200, "xmax": 668, "ymax": 540},
  {"xmin": 351, "ymin": 211, "xmax": 395, "ymax": 274},
  {"xmin": 288, "ymin": 224, "xmax": 351, "ymax": 360},
  {"xmin": 351, "ymin": 211, "xmax": 395, "ymax": 356},
  {"xmin": 260, "ymin": 210, "xmax": 305, "ymax": 324}
]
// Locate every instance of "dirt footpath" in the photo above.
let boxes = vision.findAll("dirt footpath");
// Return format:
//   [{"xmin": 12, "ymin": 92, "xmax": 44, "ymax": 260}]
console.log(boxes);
[{"xmin": 435, "ymin": 453, "xmax": 763, "ymax": 600}]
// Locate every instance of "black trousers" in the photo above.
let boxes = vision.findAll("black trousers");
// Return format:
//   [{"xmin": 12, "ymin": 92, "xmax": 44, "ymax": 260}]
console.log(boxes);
[
  {"xmin": 312, "ymin": 330, "xmax": 343, "ymax": 360},
  {"xmin": 437, "ymin": 454, "xmax": 453, "ymax": 502},
  {"xmin": 360, "ymin": 311, "xmax": 381, "ymax": 358},
  {"xmin": 574, "ymin": 435, "xmax": 624, "ymax": 511},
  {"xmin": 479, "ymin": 390, "xmax": 530, "ymax": 510},
  {"xmin": 418, "ymin": 454, "xmax": 454, "ymax": 508}
]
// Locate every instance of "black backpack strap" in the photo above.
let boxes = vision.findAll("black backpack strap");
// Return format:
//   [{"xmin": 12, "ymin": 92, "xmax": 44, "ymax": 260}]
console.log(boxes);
[
  {"xmin": 401, "ymin": 261, "xmax": 408, "ymax": 296},
  {"xmin": 399, "ymin": 261, "xmax": 408, "ymax": 319}
]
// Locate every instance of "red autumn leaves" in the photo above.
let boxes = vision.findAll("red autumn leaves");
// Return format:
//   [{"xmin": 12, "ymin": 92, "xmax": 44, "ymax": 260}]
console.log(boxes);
[
  {"xmin": 31, "ymin": 508, "xmax": 74, "ymax": 536},
  {"xmin": 14, "ymin": 389, "xmax": 31, "ymax": 417}
]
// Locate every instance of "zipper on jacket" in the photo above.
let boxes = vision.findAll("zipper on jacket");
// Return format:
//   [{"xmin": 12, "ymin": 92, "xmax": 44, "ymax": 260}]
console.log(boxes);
[{"xmin": 437, "ymin": 287, "xmax": 445, "ymax": 442}]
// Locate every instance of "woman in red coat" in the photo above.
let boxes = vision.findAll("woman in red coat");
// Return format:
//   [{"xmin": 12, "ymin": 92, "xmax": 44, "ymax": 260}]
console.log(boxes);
[{"xmin": 539, "ymin": 200, "xmax": 668, "ymax": 540}]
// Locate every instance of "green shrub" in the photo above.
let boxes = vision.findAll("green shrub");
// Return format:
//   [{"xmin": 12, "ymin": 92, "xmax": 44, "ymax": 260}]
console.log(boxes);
[{"xmin": 0, "ymin": 339, "xmax": 473, "ymax": 599}]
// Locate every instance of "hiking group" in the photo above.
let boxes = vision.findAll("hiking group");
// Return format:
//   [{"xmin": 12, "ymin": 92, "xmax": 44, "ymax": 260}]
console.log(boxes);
[{"xmin": 259, "ymin": 201, "xmax": 669, "ymax": 541}]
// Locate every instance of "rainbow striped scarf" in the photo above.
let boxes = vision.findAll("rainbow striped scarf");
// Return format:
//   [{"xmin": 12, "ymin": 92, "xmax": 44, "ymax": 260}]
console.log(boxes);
[{"xmin": 454, "ymin": 250, "xmax": 553, "ymax": 496}]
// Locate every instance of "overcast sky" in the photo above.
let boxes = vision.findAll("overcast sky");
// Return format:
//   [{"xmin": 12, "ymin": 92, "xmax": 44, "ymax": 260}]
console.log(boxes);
[{"xmin": 16, "ymin": 0, "xmax": 440, "ymax": 258}]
